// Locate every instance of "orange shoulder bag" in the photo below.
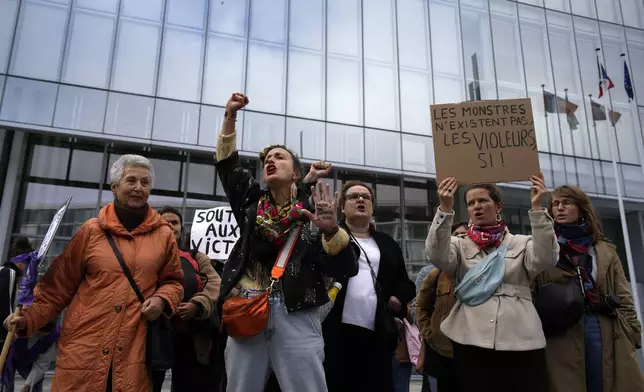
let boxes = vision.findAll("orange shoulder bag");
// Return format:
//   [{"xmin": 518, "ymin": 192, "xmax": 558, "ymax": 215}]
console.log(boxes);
[{"xmin": 222, "ymin": 226, "xmax": 301, "ymax": 338}]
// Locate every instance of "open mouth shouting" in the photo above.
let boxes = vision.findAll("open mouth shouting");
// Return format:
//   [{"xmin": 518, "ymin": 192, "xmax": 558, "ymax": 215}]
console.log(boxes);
[
  {"xmin": 357, "ymin": 204, "xmax": 367, "ymax": 212},
  {"xmin": 266, "ymin": 164, "xmax": 277, "ymax": 176}
]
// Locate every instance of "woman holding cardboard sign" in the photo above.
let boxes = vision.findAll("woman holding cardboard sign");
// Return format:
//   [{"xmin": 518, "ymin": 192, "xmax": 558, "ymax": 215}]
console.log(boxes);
[
  {"xmin": 214, "ymin": 92, "xmax": 358, "ymax": 392},
  {"xmin": 425, "ymin": 174, "xmax": 557, "ymax": 392}
]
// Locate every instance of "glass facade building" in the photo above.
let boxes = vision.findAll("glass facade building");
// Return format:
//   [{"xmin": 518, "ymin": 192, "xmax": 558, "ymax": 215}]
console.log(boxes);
[{"xmin": 1, "ymin": 0, "xmax": 644, "ymax": 292}]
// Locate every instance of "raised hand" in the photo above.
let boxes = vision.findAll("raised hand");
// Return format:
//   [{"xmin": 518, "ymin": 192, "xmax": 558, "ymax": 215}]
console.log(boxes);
[
  {"xmin": 530, "ymin": 172, "xmax": 548, "ymax": 210},
  {"xmin": 437, "ymin": 177, "xmax": 459, "ymax": 213},
  {"xmin": 302, "ymin": 181, "xmax": 339, "ymax": 235},
  {"xmin": 303, "ymin": 161, "xmax": 332, "ymax": 184},
  {"xmin": 225, "ymin": 92, "xmax": 249, "ymax": 114}
]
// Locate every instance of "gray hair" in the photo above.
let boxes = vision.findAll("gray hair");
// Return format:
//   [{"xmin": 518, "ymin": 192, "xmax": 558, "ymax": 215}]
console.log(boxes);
[{"xmin": 110, "ymin": 154, "xmax": 154, "ymax": 186}]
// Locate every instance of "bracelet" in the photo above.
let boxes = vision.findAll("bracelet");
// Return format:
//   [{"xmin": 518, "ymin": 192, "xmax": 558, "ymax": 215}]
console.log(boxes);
[{"xmin": 224, "ymin": 110, "xmax": 237, "ymax": 122}]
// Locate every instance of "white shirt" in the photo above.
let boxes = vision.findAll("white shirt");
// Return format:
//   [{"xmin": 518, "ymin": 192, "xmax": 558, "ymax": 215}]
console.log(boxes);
[{"xmin": 342, "ymin": 237, "xmax": 381, "ymax": 331}]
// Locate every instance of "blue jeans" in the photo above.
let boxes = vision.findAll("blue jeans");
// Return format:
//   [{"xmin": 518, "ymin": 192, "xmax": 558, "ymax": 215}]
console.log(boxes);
[
  {"xmin": 584, "ymin": 314, "xmax": 603, "ymax": 392},
  {"xmin": 392, "ymin": 355, "xmax": 412, "ymax": 392},
  {"xmin": 225, "ymin": 290, "xmax": 326, "ymax": 392}
]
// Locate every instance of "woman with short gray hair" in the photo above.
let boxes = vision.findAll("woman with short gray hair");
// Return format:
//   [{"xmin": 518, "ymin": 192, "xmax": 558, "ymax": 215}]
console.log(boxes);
[{"xmin": 5, "ymin": 154, "xmax": 184, "ymax": 392}]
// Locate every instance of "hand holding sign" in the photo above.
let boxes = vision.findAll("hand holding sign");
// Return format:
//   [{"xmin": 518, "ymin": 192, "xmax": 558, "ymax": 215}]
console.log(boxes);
[
  {"xmin": 302, "ymin": 181, "xmax": 339, "ymax": 235},
  {"xmin": 438, "ymin": 177, "xmax": 459, "ymax": 213},
  {"xmin": 530, "ymin": 172, "xmax": 549, "ymax": 210}
]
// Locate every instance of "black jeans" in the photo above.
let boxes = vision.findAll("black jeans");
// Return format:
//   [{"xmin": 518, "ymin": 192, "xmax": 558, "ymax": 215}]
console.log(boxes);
[{"xmin": 451, "ymin": 341, "xmax": 546, "ymax": 392}]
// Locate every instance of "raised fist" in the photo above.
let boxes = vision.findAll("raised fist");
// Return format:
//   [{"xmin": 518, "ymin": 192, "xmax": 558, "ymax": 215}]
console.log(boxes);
[{"xmin": 226, "ymin": 92, "xmax": 249, "ymax": 114}]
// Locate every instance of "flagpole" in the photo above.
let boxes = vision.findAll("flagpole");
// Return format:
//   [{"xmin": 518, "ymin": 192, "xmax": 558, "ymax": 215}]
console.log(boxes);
[
  {"xmin": 621, "ymin": 52, "xmax": 644, "ymax": 180},
  {"xmin": 596, "ymin": 48, "xmax": 644, "ymax": 341},
  {"xmin": 541, "ymin": 84, "xmax": 555, "ymax": 183},
  {"xmin": 588, "ymin": 94, "xmax": 606, "ymax": 192}
]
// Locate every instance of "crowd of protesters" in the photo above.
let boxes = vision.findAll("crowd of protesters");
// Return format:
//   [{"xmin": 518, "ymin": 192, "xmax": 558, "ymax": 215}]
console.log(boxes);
[{"xmin": 0, "ymin": 92, "xmax": 642, "ymax": 392}]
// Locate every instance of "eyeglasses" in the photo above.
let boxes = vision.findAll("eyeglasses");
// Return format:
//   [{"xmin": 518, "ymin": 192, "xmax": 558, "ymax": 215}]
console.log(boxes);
[
  {"xmin": 552, "ymin": 200, "xmax": 574, "ymax": 209},
  {"xmin": 346, "ymin": 192, "xmax": 372, "ymax": 202}
]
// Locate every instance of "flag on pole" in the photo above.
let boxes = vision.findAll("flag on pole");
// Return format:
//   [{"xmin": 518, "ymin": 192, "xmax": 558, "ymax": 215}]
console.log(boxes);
[
  {"xmin": 589, "ymin": 99, "xmax": 621, "ymax": 125},
  {"xmin": 14, "ymin": 197, "xmax": 72, "ymax": 306},
  {"xmin": 543, "ymin": 90, "xmax": 578, "ymax": 130},
  {"xmin": 597, "ymin": 55, "xmax": 614, "ymax": 98},
  {"xmin": 624, "ymin": 57, "xmax": 634, "ymax": 101}
]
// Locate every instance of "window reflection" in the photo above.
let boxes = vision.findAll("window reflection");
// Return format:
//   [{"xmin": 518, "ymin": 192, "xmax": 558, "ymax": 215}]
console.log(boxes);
[
  {"xmin": 374, "ymin": 182, "xmax": 402, "ymax": 245},
  {"xmin": 122, "ymin": 0, "xmax": 164, "ymax": 22},
  {"xmin": 250, "ymin": 0, "xmax": 286, "ymax": 44},
  {"xmin": 364, "ymin": 64, "xmax": 398, "ymax": 130},
  {"xmin": 158, "ymin": 28, "xmax": 204, "ymax": 102},
  {"xmin": 626, "ymin": 29, "xmax": 644, "ymax": 103},
  {"xmin": 490, "ymin": 0, "xmax": 525, "ymax": 93},
  {"xmin": 0, "ymin": 0, "xmax": 19, "ymax": 73},
  {"xmin": 621, "ymin": 0, "xmax": 644, "ymax": 29},
  {"xmin": 77, "ymin": 0, "xmax": 118, "ymax": 14},
  {"xmin": 327, "ymin": 57, "xmax": 363, "ymax": 125},
  {"xmin": 365, "ymin": 129, "xmax": 401, "ymax": 170},
  {"xmin": 246, "ymin": 43, "xmax": 285, "ymax": 114},
  {"xmin": 111, "ymin": 19, "xmax": 161, "ymax": 95},
  {"xmin": 595, "ymin": 0, "xmax": 622, "ymax": 24},
  {"xmin": 10, "ymin": 1, "xmax": 68, "ymax": 81},
  {"xmin": 54, "ymin": 85, "xmax": 107, "ymax": 133},
  {"xmin": 30, "ymin": 145, "xmax": 69, "ymax": 180},
  {"xmin": 0, "ymin": 77, "xmax": 57, "ymax": 126},
  {"xmin": 167, "ymin": 0, "xmax": 206, "ymax": 30},
  {"xmin": 203, "ymin": 36, "xmax": 246, "ymax": 106},
  {"xmin": 326, "ymin": 124, "xmax": 364, "ymax": 165},
  {"xmin": 242, "ymin": 111, "xmax": 285, "ymax": 153},
  {"xmin": 152, "ymin": 99, "xmax": 200, "ymax": 145},
  {"xmin": 403, "ymin": 179, "xmax": 435, "ymax": 279},
  {"xmin": 430, "ymin": 0, "xmax": 464, "ymax": 104},
  {"xmin": 285, "ymin": 118, "xmax": 325, "ymax": 160},
  {"xmin": 210, "ymin": 0, "xmax": 247, "ymax": 37},
  {"xmin": 461, "ymin": 1, "xmax": 497, "ymax": 100},
  {"xmin": 287, "ymin": 51, "xmax": 324, "ymax": 119},
  {"xmin": 289, "ymin": 0, "xmax": 324, "ymax": 51},
  {"xmin": 104, "ymin": 92, "xmax": 154, "ymax": 139},
  {"xmin": 328, "ymin": 0, "xmax": 361, "ymax": 57},
  {"xmin": 402, "ymin": 134, "xmax": 435, "ymax": 174}
]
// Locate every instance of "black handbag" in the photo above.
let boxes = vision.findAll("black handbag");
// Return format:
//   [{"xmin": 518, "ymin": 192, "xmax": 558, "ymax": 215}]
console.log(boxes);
[
  {"xmin": 104, "ymin": 231, "xmax": 174, "ymax": 372},
  {"xmin": 350, "ymin": 233, "xmax": 399, "ymax": 351},
  {"xmin": 534, "ymin": 266, "xmax": 585, "ymax": 337}
]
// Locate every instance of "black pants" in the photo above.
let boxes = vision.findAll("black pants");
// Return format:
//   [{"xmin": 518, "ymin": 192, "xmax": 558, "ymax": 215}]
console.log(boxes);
[
  {"xmin": 423, "ymin": 342, "xmax": 457, "ymax": 392},
  {"xmin": 326, "ymin": 323, "xmax": 394, "ymax": 392},
  {"xmin": 451, "ymin": 341, "xmax": 546, "ymax": 392}
]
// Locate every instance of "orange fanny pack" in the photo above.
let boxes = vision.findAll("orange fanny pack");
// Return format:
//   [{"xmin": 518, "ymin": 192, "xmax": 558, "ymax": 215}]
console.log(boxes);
[{"xmin": 222, "ymin": 227, "xmax": 301, "ymax": 338}]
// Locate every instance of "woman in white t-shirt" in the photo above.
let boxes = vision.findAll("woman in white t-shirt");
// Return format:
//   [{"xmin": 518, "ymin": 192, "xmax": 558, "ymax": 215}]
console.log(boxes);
[{"xmin": 323, "ymin": 181, "xmax": 416, "ymax": 392}]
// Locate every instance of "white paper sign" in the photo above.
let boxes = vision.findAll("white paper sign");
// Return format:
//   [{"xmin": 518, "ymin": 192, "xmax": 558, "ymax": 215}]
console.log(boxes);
[{"xmin": 190, "ymin": 206, "xmax": 240, "ymax": 260}]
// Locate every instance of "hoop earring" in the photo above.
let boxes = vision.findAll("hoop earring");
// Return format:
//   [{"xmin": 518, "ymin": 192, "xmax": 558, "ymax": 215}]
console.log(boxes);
[
  {"xmin": 468, "ymin": 219, "xmax": 474, "ymax": 228},
  {"xmin": 496, "ymin": 212, "xmax": 503, "ymax": 223}
]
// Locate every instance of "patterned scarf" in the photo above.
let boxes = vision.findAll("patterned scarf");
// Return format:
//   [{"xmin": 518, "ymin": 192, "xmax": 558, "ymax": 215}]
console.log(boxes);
[
  {"xmin": 467, "ymin": 220, "xmax": 507, "ymax": 250},
  {"xmin": 255, "ymin": 194, "xmax": 305, "ymax": 246},
  {"xmin": 555, "ymin": 222, "xmax": 600, "ymax": 309}
]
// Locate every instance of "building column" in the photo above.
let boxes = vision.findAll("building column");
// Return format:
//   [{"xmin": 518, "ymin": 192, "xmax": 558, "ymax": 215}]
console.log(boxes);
[{"xmin": 0, "ymin": 131, "xmax": 27, "ymax": 262}]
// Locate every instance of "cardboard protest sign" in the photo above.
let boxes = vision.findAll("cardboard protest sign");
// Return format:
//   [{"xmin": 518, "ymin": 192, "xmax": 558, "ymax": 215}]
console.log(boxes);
[
  {"xmin": 431, "ymin": 98, "xmax": 540, "ymax": 184},
  {"xmin": 190, "ymin": 207, "xmax": 239, "ymax": 260}
]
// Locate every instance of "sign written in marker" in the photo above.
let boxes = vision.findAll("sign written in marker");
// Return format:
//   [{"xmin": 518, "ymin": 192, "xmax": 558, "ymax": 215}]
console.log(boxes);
[
  {"xmin": 190, "ymin": 206, "xmax": 240, "ymax": 260},
  {"xmin": 431, "ymin": 98, "xmax": 540, "ymax": 185}
]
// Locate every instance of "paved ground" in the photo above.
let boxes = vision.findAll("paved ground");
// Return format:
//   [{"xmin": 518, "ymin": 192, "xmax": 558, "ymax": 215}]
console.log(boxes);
[{"xmin": 12, "ymin": 376, "xmax": 423, "ymax": 391}]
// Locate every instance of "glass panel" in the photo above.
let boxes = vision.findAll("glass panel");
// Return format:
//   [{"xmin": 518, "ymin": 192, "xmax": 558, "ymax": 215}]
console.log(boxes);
[
  {"xmin": 602, "ymin": 161, "xmax": 617, "ymax": 195},
  {"xmin": 285, "ymin": 118, "xmax": 325, "ymax": 160},
  {"xmin": 551, "ymin": 154, "xmax": 567, "ymax": 186},
  {"xmin": 327, "ymin": 0, "xmax": 361, "ymax": 57},
  {"xmin": 327, "ymin": 57, "xmax": 362, "ymax": 125},
  {"xmin": 404, "ymin": 181, "xmax": 434, "ymax": 278},
  {"xmin": 547, "ymin": 11, "xmax": 590, "ymax": 158},
  {"xmin": 576, "ymin": 158, "xmax": 597, "ymax": 194},
  {"xmin": 544, "ymin": 0, "xmax": 570, "ymax": 12},
  {"xmin": 203, "ymin": 36, "xmax": 245, "ymax": 105},
  {"xmin": 430, "ymin": 1, "xmax": 464, "ymax": 103},
  {"xmin": 17, "ymin": 183, "xmax": 99, "ymax": 243},
  {"xmin": 152, "ymin": 99, "xmax": 200, "ymax": 144},
  {"xmin": 593, "ymin": 160, "xmax": 605, "ymax": 193},
  {"xmin": 210, "ymin": 0, "xmax": 247, "ymax": 37},
  {"xmin": 626, "ymin": 29, "xmax": 644, "ymax": 104},
  {"xmin": 0, "ymin": 0, "xmax": 19, "ymax": 74},
  {"xmin": 158, "ymin": 28, "xmax": 204, "ymax": 101},
  {"xmin": 364, "ymin": 64, "xmax": 398, "ymax": 130},
  {"xmin": 250, "ymin": 0, "xmax": 286, "ymax": 44},
  {"xmin": 621, "ymin": 0, "xmax": 644, "ymax": 29},
  {"xmin": 122, "ymin": 0, "xmax": 164, "ymax": 22},
  {"xmin": 0, "ymin": 77, "xmax": 57, "ymax": 126},
  {"xmin": 29, "ymin": 145, "xmax": 69, "ymax": 179},
  {"xmin": 564, "ymin": 156, "xmax": 578, "ymax": 186},
  {"xmin": 62, "ymin": 10, "xmax": 116, "ymax": 88},
  {"xmin": 187, "ymin": 162, "xmax": 215, "ymax": 195},
  {"xmin": 461, "ymin": 0, "xmax": 497, "ymax": 100},
  {"xmin": 198, "ymin": 105, "xmax": 230, "ymax": 147},
  {"xmin": 167, "ymin": 0, "xmax": 206, "ymax": 30},
  {"xmin": 613, "ymin": 106, "xmax": 640, "ymax": 165},
  {"xmin": 517, "ymin": 0, "xmax": 543, "ymax": 5},
  {"xmin": 111, "ymin": 19, "xmax": 161, "ymax": 95},
  {"xmin": 104, "ymin": 92, "xmax": 154, "ymax": 139},
  {"xmin": 10, "ymin": 1, "xmax": 68, "ymax": 80},
  {"xmin": 571, "ymin": 1, "xmax": 596, "ymax": 18},
  {"xmin": 490, "ymin": 0, "xmax": 526, "ymax": 94},
  {"xmin": 397, "ymin": 0, "xmax": 430, "ymax": 70},
  {"xmin": 69, "ymin": 149, "xmax": 104, "ymax": 183},
  {"xmin": 623, "ymin": 164, "xmax": 644, "ymax": 199},
  {"xmin": 519, "ymin": 5, "xmax": 558, "ymax": 154},
  {"xmin": 595, "ymin": 0, "xmax": 622, "ymax": 24},
  {"xmin": 149, "ymin": 158, "xmax": 182, "ymax": 191},
  {"xmin": 77, "ymin": 0, "xmax": 118, "ymax": 13},
  {"xmin": 363, "ymin": 0, "xmax": 395, "ymax": 64},
  {"xmin": 246, "ymin": 43, "xmax": 285, "ymax": 114},
  {"xmin": 400, "ymin": 70, "xmax": 431, "ymax": 135},
  {"xmin": 374, "ymin": 183, "xmax": 402, "ymax": 243},
  {"xmin": 54, "ymin": 85, "xmax": 107, "ymax": 132},
  {"xmin": 287, "ymin": 50, "xmax": 324, "ymax": 119},
  {"xmin": 539, "ymin": 152, "xmax": 554, "ymax": 187},
  {"xmin": 402, "ymin": 134, "xmax": 435, "ymax": 173},
  {"xmin": 0, "ymin": 75, "xmax": 5, "ymax": 96},
  {"xmin": 326, "ymin": 124, "xmax": 364, "ymax": 165},
  {"xmin": 289, "ymin": 0, "xmax": 323, "ymax": 51},
  {"xmin": 365, "ymin": 129, "xmax": 401, "ymax": 169},
  {"xmin": 242, "ymin": 111, "xmax": 285, "ymax": 153}
]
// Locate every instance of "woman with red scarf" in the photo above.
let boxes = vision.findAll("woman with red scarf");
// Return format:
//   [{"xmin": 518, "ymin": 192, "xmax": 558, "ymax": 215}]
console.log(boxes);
[
  {"xmin": 425, "ymin": 175, "xmax": 556, "ymax": 392},
  {"xmin": 534, "ymin": 185, "xmax": 644, "ymax": 392}
]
